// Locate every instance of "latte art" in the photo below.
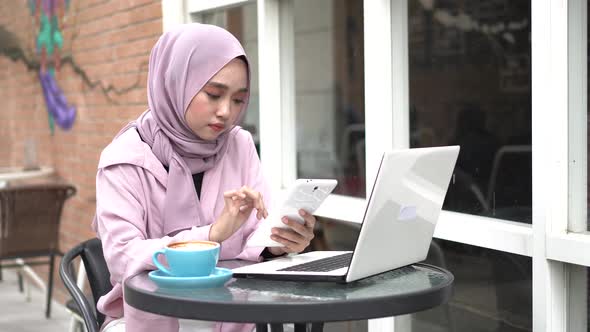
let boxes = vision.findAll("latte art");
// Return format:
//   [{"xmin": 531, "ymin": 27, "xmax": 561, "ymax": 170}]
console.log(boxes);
[{"xmin": 168, "ymin": 241, "xmax": 217, "ymax": 250}]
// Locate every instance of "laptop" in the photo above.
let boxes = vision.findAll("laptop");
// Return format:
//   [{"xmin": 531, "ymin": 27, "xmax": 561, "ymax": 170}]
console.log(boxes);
[{"xmin": 232, "ymin": 146, "xmax": 460, "ymax": 283}]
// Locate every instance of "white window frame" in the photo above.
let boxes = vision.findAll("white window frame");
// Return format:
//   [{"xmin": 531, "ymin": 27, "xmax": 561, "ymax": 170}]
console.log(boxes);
[
  {"xmin": 186, "ymin": 0, "xmax": 251, "ymax": 13},
  {"xmin": 164, "ymin": 0, "xmax": 590, "ymax": 331}
]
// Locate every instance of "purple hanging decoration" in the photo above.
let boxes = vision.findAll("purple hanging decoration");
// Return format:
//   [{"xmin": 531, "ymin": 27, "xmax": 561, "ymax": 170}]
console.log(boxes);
[
  {"xmin": 39, "ymin": 70, "xmax": 76, "ymax": 130},
  {"xmin": 31, "ymin": 0, "xmax": 76, "ymax": 131}
]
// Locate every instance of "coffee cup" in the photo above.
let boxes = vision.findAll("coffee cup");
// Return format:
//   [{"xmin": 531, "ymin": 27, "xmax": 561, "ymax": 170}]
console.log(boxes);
[{"xmin": 152, "ymin": 240, "xmax": 220, "ymax": 277}]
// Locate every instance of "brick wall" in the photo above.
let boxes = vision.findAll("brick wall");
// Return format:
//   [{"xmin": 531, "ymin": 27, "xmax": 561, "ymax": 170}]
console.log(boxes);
[{"xmin": 0, "ymin": 0, "xmax": 162, "ymax": 305}]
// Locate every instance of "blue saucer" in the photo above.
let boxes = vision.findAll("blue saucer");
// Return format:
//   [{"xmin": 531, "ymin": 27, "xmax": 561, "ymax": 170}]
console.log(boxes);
[{"xmin": 148, "ymin": 267, "xmax": 233, "ymax": 289}]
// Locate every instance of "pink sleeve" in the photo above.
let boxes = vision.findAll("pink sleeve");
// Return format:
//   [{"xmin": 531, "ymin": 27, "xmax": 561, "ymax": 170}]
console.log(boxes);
[
  {"xmin": 94, "ymin": 165, "xmax": 213, "ymax": 283},
  {"xmin": 233, "ymin": 133, "xmax": 269, "ymax": 262}
]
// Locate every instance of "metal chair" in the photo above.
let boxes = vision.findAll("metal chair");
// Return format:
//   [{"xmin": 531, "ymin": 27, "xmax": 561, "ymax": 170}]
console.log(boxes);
[
  {"xmin": 0, "ymin": 182, "xmax": 76, "ymax": 318},
  {"xmin": 65, "ymin": 259, "xmax": 88, "ymax": 332},
  {"xmin": 60, "ymin": 238, "xmax": 112, "ymax": 332},
  {"xmin": 486, "ymin": 145, "xmax": 532, "ymax": 209}
]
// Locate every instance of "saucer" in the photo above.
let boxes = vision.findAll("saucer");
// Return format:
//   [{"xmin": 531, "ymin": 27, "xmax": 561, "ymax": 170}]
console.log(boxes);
[{"xmin": 148, "ymin": 267, "xmax": 233, "ymax": 289}]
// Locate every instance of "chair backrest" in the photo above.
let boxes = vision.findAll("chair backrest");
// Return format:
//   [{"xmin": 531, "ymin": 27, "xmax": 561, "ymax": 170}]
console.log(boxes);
[
  {"xmin": 60, "ymin": 238, "xmax": 112, "ymax": 332},
  {"xmin": 444, "ymin": 167, "xmax": 490, "ymax": 215},
  {"xmin": 0, "ymin": 183, "xmax": 76, "ymax": 258},
  {"xmin": 81, "ymin": 238, "xmax": 112, "ymax": 326},
  {"xmin": 486, "ymin": 145, "xmax": 532, "ymax": 208}
]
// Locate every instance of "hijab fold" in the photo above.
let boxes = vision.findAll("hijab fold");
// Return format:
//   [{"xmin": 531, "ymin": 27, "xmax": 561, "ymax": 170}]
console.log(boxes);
[{"xmin": 114, "ymin": 23, "xmax": 249, "ymax": 235}]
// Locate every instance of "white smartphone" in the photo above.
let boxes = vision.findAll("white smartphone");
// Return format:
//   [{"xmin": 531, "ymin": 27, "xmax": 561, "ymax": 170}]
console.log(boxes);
[
  {"xmin": 246, "ymin": 179, "xmax": 338, "ymax": 247},
  {"xmin": 278, "ymin": 179, "xmax": 338, "ymax": 225}
]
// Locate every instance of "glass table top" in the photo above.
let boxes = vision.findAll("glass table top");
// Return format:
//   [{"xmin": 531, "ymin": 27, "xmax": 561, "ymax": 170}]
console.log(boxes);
[{"xmin": 126, "ymin": 262, "xmax": 452, "ymax": 304}]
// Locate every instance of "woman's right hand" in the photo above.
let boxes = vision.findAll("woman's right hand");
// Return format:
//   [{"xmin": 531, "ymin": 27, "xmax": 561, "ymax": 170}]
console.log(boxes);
[{"xmin": 209, "ymin": 186, "xmax": 268, "ymax": 243}]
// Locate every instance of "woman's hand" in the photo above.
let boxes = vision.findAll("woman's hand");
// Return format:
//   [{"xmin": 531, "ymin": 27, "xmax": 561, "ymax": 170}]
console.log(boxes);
[
  {"xmin": 210, "ymin": 186, "xmax": 268, "ymax": 243},
  {"xmin": 267, "ymin": 209, "xmax": 316, "ymax": 255}
]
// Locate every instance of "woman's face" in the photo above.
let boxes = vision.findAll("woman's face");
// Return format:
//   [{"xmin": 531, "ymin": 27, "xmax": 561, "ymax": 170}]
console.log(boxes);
[{"xmin": 185, "ymin": 58, "xmax": 248, "ymax": 141}]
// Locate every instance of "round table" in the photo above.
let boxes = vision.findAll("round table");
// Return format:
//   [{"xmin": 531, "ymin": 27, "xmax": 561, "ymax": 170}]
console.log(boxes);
[{"xmin": 124, "ymin": 263, "xmax": 453, "ymax": 332}]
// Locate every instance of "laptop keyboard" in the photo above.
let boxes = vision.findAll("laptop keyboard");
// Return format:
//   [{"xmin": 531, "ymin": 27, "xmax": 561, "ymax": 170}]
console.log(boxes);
[{"xmin": 278, "ymin": 252, "xmax": 353, "ymax": 272}]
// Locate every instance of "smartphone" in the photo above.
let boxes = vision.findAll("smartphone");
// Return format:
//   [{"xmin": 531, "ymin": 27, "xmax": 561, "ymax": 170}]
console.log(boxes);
[
  {"xmin": 278, "ymin": 179, "xmax": 338, "ymax": 224},
  {"xmin": 246, "ymin": 179, "xmax": 338, "ymax": 247}
]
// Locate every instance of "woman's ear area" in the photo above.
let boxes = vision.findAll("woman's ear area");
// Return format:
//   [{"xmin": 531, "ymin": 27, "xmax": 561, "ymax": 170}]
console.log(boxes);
[
  {"xmin": 236, "ymin": 55, "xmax": 248, "ymax": 68},
  {"xmin": 238, "ymin": 55, "xmax": 250, "ymax": 81},
  {"xmin": 184, "ymin": 92, "xmax": 197, "ymax": 121}
]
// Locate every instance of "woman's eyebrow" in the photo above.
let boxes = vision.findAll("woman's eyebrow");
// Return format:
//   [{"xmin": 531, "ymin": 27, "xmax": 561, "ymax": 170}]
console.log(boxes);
[{"xmin": 206, "ymin": 81, "xmax": 248, "ymax": 93}]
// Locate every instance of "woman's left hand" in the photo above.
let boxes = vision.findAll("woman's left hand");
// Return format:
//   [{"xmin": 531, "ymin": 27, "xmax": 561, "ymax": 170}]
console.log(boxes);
[{"xmin": 267, "ymin": 209, "xmax": 316, "ymax": 255}]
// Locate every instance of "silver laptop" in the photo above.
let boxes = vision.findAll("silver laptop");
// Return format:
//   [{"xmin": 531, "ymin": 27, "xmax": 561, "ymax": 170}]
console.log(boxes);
[{"xmin": 232, "ymin": 146, "xmax": 460, "ymax": 283}]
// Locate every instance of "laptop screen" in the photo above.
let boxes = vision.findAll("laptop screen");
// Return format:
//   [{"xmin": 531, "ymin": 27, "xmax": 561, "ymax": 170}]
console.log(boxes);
[{"xmin": 345, "ymin": 146, "xmax": 459, "ymax": 282}]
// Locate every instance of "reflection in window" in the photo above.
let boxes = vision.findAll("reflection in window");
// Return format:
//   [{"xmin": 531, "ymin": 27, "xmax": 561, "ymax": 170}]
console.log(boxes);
[
  {"xmin": 191, "ymin": 5, "xmax": 260, "ymax": 152},
  {"xmin": 408, "ymin": 1, "xmax": 532, "ymax": 223},
  {"xmin": 294, "ymin": 0, "xmax": 365, "ymax": 197}
]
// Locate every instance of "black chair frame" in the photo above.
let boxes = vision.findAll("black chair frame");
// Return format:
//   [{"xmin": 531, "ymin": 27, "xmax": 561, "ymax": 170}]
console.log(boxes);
[{"xmin": 60, "ymin": 238, "xmax": 112, "ymax": 332}]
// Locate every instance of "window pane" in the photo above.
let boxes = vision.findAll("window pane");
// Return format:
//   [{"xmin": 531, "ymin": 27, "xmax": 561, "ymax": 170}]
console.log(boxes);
[
  {"xmin": 294, "ymin": 0, "xmax": 365, "ymax": 197},
  {"xmin": 413, "ymin": 239, "xmax": 532, "ymax": 331},
  {"xmin": 192, "ymin": 4, "xmax": 260, "ymax": 152},
  {"xmin": 409, "ymin": 1, "xmax": 532, "ymax": 223},
  {"xmin": 568, "ymin": 265, "xmax": 588, "ymax": 332}
]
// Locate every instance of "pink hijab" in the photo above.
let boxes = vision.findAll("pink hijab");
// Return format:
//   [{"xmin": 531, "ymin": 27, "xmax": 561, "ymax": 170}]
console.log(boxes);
[{"xmin": 117, "ymin": 23, "xmax": 250, "ymax": 235}]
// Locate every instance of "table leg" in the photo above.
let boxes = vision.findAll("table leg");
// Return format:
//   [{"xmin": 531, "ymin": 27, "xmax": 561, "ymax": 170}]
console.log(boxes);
[
  {"xmin": 293, "ymin": 323, "xmax": 324, "ymax": 332},
  {"xmin": 270, "ymin": 324, "xmax": 284, "ymax": 332},
  {"xmin": 310, "ymin": 323, "xmax": 324, "ymax": 332},
  {"xmin": 294, "ymin": 324, "xmax": 306, "ymax": 332},
  {"xmin": 256, "ymin": 323, "xmax": 285, "ymax": 332}
]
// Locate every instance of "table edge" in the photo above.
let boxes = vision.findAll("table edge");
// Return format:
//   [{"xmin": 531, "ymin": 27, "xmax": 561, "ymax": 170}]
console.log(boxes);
[{"xmin": 124, "ymin": 262, "xmax": 454, "ymax": 323}]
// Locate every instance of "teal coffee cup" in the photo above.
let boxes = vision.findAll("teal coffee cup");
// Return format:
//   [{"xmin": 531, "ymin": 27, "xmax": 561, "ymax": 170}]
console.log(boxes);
[{"xmin": 152, "ymin": 240, "xmax": 220, "ymax": 277}]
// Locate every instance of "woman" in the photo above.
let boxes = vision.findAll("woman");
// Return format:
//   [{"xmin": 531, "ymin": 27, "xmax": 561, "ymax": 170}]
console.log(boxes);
[{"xmin": 93, "ymin": 23, "xmax": 316, "ymax": 332}]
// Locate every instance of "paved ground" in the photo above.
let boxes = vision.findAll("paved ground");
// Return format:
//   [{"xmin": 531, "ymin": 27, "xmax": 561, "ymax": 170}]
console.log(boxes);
[{"xmin": 0, "ymin": 269, "xmax": 72, "ymax": 332}]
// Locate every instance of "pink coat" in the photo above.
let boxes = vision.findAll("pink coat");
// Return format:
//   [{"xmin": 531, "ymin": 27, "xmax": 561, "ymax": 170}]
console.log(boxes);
[{"xmin": 93, "ymin": 128, "xmax": 269, "ymax": 331}]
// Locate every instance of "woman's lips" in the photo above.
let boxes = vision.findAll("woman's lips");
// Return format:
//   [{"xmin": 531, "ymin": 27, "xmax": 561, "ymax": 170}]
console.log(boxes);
[{"xmin": 209, "ymin": 124, "xmax": 225, "ymax": 132}]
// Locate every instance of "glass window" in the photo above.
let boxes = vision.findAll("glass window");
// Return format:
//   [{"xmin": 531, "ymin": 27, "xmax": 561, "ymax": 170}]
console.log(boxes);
[
  {"xmin": 408, "ymin": 1, "xmax": 532, "ymax": 223},
  {"xmin": 569, "ymin": 265, "xmax": 588, "ymax": 332},
  {"xmin": 413, "ymin": 239, "xmax": 532, "ymax": 331},
  {"xmin": 191, "ymin": 4, "xmax": 260, "ymax": 152},
  {"xmin": 293, "ymin": 0, "xmax": 365, "ymax": 197}
]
